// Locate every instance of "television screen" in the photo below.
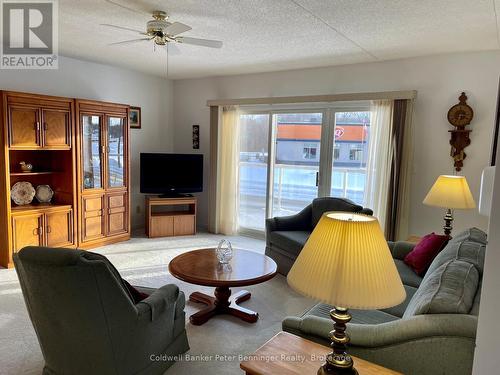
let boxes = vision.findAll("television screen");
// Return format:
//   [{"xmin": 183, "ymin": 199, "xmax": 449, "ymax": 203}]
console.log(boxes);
[{"xmin": 140, "ymin": 153, "xmax": 203, "ymax": 195}]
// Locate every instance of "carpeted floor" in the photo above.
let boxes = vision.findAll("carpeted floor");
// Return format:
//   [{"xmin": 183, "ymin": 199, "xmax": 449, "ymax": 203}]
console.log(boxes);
[{"xmin": 0, "ymin": 232, "xmax": 315, "ymax": 375}]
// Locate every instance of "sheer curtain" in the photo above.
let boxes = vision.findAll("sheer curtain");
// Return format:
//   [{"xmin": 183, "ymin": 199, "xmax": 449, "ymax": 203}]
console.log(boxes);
[
  {"xmin": 216, "ymin": 106, "xmax": 240, "ymax": 235},
  {"xmin": 364, "ymin": 100, "xmax": 394, "ymax": 233}
]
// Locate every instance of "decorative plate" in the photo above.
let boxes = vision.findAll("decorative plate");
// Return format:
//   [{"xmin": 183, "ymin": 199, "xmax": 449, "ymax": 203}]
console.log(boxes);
[
  {"xmin": 11, "ymin": 182, "xmax": 35, "ymax": 205},
  {"xmin": 35, "ymin": 185, "xmax": 54, "ymax": 203}
]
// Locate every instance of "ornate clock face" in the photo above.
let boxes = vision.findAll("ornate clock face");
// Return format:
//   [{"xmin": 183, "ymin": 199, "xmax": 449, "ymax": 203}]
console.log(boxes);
[{"xmin": 447, "ymin": 103, "xmax": 473, "ymax": 127}]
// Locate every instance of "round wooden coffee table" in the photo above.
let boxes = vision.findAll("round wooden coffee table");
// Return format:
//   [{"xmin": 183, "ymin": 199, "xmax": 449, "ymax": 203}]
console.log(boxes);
[{"xmin": 168, "ymin": 248, "xmax": 277, "ymax": 326}]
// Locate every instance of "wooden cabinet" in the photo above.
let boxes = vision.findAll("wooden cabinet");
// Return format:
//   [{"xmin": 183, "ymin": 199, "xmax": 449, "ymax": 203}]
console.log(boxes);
[
  {"xmin": 81, "ymin": 195, "xmax": 105, "ymax": 242},
  {"xmin": 11, "ymin": 213, "xmax": 44, "ymax": 252},
  {"xmin": 146, "ymin": 196, "xmax": 197, "ymax": 238},
  {"xmin": 11, "ymin": 207, "xmax": 74, "ymax": 253},
  {"xmin": 46, "ymin": 208, "xmax": 74, "ymax": 248},
  {"xmin": 76, "ymin": 100, "xmax": 130, "ymax": 249},
  {"xmin": 7, "ymin": 94, "xmax": 72, "ymax": 150},
  {"xmin": 0, "ymin": 91, "xmax": 131, "ymax": 268},
  {"xmin": 8, "ymin": 105, "xmax": 40, "ymax": 148},
  {"xmin": 41, "ymin": 109, "xmax": 71, "ymax": 148},
  {"xmin": 106, "ymin": 192, "xmax": 128, "ymax": 236}
]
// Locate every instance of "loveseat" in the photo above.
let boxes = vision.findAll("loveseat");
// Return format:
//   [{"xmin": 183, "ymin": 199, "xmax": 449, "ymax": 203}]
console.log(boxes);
[
  {"xmin": 282, "ymin": 228, "xmax": 486, "ymax": 375},
  {"xmin": 265, "ymin": 197, "xmax": 373, "ymax": 275}
]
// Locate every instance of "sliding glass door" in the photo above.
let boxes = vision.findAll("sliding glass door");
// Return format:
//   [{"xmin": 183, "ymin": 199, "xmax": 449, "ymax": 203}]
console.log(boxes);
[
  {"xmin": 237, "ymin": 104, "xmax": 370, "ymax": 234},
  {"xmin": 271, "ymin": 112, "xmax": 322, "ymax": 217},
  {"xmin": 238, "ymin": 114, "xmax": 269, "ymax": 231}
]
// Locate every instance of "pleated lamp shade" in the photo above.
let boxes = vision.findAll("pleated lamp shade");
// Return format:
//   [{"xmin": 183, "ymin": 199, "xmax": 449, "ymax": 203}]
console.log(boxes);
[
  {"xmin": 287, "ymin": 212, "xmax": 406, "ymax": 310},
  {"xmin": 423, "ymin": 175, "xmax": 476, "ymax": 209}
]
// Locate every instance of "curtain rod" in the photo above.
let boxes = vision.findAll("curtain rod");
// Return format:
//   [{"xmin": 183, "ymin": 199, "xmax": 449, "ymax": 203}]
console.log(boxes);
[{"xmin": 206, "ymin": 90, "xmax": 417, "ymax": 107}]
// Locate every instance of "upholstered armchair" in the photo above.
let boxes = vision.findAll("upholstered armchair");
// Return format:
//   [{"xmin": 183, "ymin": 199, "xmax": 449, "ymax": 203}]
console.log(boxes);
[
  {"xmin": 265, "ymin": 197, "xmax": 373, "ymax": 275},
  {"xmin": 14, "ymin": 247, "xmax": 189, "ymax": 375}
]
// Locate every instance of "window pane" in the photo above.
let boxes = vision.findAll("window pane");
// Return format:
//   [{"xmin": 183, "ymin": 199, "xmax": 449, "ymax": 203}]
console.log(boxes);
[
  {"xmin": 108, "ymin": 117, "xmax": 125, "ymax": 187},
  {"xmin": 82, "ymin": 115, "xmax": 101, "ymax": 189},
  {"xmin": 238, "ymin": 114, "xmax": 269, "ymax": 231},
  {"xmin": 273, "ymin": 112, "xmax": 321, "ymax": 216},
  {"xmin": 330, "ymin": 111, "xmax": 370, "ymax": 205}
]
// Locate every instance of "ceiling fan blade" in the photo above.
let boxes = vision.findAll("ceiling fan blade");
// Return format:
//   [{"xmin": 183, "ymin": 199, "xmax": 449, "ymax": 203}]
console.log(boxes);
[
  {"xmin": 101, "ymin": 23, "xmax": 145, "ymax": 35},
  {"xmin": 176, "ymin": 36, "xmax": 223, "ymax": 48},
  {"xmin": 164, "ymin": 22, "xmax": 192, "ymax": 36},
  {"xmin": 104, "ymin": 0, "xmax": 150, "ymax": 16},
  {"xmin": 108, "ymin": 38, "xmax": 152, "ymax": 46}
]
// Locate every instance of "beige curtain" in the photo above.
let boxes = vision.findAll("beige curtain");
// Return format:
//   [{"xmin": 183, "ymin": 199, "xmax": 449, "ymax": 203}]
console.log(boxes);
[
  {"xmin": 364, "ymin": 100, "xmax": 394, "ymax": 234},
  {"xmin": 216, "ymin": 106, "xmax": 240, "ymax": 235}
]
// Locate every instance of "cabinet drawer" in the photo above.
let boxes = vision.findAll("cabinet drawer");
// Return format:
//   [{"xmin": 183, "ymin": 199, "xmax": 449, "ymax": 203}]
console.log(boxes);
[{"xmin": 82, "ymin": 195, "xmax": 104, "ymax": 241}]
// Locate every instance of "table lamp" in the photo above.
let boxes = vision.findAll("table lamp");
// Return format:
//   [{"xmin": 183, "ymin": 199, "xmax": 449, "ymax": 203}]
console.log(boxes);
[
  {"xmin": 287, "ymin": 212, "xmax": 405, "ymax": 375},
  {"xmin": 423, "ymin": 175, "xmax": 476, "ymax": 236}
]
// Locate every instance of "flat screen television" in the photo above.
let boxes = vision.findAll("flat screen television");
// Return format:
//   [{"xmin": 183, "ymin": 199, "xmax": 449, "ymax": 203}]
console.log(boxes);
[{"xmin": 140, "ymin": 153, "xmax": 203, "ymax": 196}]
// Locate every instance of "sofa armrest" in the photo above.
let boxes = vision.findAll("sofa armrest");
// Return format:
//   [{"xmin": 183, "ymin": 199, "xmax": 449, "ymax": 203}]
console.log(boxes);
[
  {"xmin": 266, "ymin": 204, "xmax": 312, "ymax": 234},
  {"xmin": 387, "ymin": 241, "xmax": 415, "ymax": 260},
  {"xmin": 136, "ymin": 284, "xmax": 181, "ymax": 321},
  {"xmin": 283, "ymin": 314, "xmax": 477, "ymax": 348}
]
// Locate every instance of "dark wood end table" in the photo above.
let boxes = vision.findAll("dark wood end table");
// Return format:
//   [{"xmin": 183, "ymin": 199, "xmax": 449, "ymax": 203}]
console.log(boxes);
[
  {"xmin": 169, "ymin": 248, "xmax": 277, "ymax": 325},
  {"xmin": 240, "ymin": 332, "xmax": 403, "ymax": 375}
]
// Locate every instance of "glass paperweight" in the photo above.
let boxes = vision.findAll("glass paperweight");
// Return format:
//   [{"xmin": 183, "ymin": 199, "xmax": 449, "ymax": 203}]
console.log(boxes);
[{"xmin": 216, "ymin": 239, "xmax": 233, "ymax": 264}]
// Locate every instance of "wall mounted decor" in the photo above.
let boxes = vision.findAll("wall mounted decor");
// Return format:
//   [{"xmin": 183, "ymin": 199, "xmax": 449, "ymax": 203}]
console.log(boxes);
[
  {"xmin": 193, "ymin": 125, "xmax": 200, "ymax": 149},
  {"xmin": 130, "ymin": 106, "xmax": 141, "ymax": 129},
  {"xmin": 447, "ymin": 92, "xmax": 473, "ymax": 171}
]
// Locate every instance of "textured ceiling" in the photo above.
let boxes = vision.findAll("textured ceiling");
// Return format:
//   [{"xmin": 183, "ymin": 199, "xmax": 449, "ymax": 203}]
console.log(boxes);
[{"xmin": 59, "ymin": 0, "xmax": 500, "ymax": 79}]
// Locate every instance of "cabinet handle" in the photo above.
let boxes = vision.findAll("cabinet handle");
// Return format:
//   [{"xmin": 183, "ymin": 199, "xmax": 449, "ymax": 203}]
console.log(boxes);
[
  {"xmin": 34, "ymin": 122, "xmax": 40, "ymax": 131},
  {"xmin": 46, "ymin": 225, "xmax": 51, "ymax": 234},
  {"xmin": 33, "ymin": 228, "xmax": 39, "ymax": 235},
  {"xmin": 43, "ymin": 122, "xmax": 48, "ymax": 130}
]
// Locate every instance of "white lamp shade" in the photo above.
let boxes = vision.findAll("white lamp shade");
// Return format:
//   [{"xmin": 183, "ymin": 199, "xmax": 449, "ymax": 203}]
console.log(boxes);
[
  {"xmin": 479, "ymin": 166, "xmax": 495, "ymax": 216},
  {"xmin": 423, "ymin": 175, "xmax": 476, "ymax": 209},
  {"xmin": 287, "ymin": 212, "xmax": 406, "ymax": 310}
]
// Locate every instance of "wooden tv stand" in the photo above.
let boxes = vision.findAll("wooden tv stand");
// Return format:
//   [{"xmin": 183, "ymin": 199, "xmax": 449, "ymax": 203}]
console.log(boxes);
[{"xmin": 145, "ymin": 196, "xmax": 197, "ymax": 238}]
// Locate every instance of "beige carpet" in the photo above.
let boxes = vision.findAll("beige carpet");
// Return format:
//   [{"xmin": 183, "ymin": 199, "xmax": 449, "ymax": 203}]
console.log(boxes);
[{"xmin": 0, "ymin": 233, "xmax": 315, "ymax": 375}]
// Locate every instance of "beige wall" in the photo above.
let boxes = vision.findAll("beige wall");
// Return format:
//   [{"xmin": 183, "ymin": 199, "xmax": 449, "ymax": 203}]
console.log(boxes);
[
  {"xmin": 173, "ymin": 51, "xmax": 500, "ymax": 236},
  {"xmin": 0, "ymin": 55, "xmax": 174, "ymax": 229}
]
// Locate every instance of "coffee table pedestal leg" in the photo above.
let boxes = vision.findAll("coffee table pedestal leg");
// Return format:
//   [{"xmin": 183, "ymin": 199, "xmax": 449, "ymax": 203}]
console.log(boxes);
[{"xmin": 189, "ymin": 287, "xmax": 259, "ymax": 325}]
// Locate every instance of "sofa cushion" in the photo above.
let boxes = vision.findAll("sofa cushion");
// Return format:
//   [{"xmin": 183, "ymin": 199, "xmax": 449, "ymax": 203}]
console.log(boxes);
[
  {"xmin": 268, "ymin": 231, "xmax": 310, "ymax": 257},
  {"xmin": 311, "ymin": 197, "xmax": 363, "ymax": 228},
  {"xmin": 403, "ymin": 259, "xmax": 479, "ymax": 318},
  {"xmin": 426, "ymin": 239, "xmax": 486, "ymax": 278},
  {"xmin": 394, "ymin": 259, "xmax": 423, "ymax": 288},
  {"xmin": 404, "ymin": 233, "xmax": 449, "ymax": 276},
  {"xmin": 381, "ymin": 285, "xmax": 418, "ymax": 318},
  {"xmin": 449, "ymin": 227, "xmax": 487, "ymax": 246},
  {"xmin": 304, "ymin": 302, "xmax": 400, "ymax": 324}
]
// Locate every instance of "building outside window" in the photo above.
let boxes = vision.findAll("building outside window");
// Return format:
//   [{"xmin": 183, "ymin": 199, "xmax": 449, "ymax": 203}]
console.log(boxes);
[
  {"xmin": 333, "ymin": 146, "xmax": 340, "ymax": 160},
  {"xmin": 303, "ymin": 143, "xmax": 317, "ymax": 160},
  {"xmin": 349, "ymin": 145, "xmax": 363, "ymax": 161}
]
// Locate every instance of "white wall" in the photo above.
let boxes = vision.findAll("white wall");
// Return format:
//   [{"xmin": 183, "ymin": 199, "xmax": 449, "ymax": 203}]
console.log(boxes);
[
  {"xmin": 0, "ymin": 55, "xmax": 173, "ymax": 229},
  {"xmin": 473, "ymin": 144, "xmax": 500, "ymax": 373},
  {"xmin": 173, "ymin": 51, "xmax": 500, "ymax": 235}
]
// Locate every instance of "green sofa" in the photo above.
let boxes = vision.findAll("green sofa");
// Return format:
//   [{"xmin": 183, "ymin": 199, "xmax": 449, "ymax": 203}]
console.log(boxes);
[
  {"xmin": 14, "ymin": 247, "xmax": 189, "ymax": 375},
  {"xmin": 283, "ymin": 228, "xmax": 486, "ymax": 375}
]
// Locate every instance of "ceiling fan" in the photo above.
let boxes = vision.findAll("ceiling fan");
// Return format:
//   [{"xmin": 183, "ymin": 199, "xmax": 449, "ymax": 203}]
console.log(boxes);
[{"xmin": 101, "ymin": 3, "xmax": 223, "ymax": 49}]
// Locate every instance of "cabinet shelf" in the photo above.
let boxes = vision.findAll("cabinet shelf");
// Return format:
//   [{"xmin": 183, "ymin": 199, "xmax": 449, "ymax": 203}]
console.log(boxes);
[
  {"xmin": 11, "ymin": 203, "xmax": 72, "ymax": 213},
  {"xmin": 10, "ymin": 171, "xmax": 60, "ymax": 176}
]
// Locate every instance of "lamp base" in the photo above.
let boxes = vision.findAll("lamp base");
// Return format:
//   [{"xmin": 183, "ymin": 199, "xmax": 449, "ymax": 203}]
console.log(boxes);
[
  {"xmin": 443, "ymin": 208, "xmax": 453, "ymax": 237},
  {"xmin": 318, "ymin": 307, "xmax": 358, "ymax": 375},
  {"xmin": 318, "ymin": 364, "xmax": 358, "ymax": 375}
]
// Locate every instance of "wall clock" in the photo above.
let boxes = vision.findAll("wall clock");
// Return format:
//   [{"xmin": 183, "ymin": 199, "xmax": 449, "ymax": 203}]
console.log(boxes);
[{"xmin": 448, "ymin": 92, "xmax": 473, "ymax": 172}]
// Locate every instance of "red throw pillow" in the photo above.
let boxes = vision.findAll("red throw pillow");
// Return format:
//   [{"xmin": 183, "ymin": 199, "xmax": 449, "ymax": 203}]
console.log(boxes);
[{"xmin": 404, "ymin": 233, "xmax": 449, "ymax": 276}]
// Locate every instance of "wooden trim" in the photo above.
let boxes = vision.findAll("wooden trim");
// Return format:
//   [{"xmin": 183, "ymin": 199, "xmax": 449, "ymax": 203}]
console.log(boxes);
[{"xmin": 206, "ymin": 90, "xmax": 417, "ymax": 107}]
